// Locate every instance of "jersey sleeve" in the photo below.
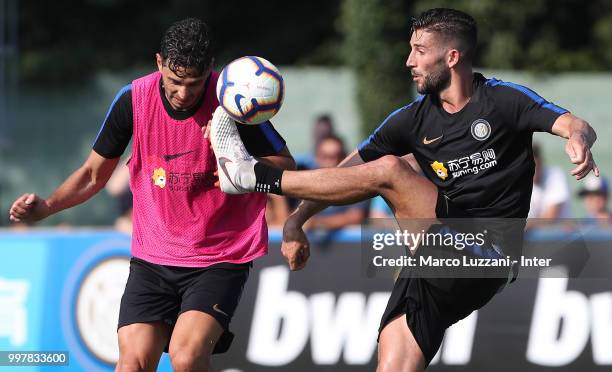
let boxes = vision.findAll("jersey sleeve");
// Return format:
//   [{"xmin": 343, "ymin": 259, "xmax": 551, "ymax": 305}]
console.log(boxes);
[
  {"xmin": 238, "ymin": 120, "xmax": 287, "ymax": 157},
  {"xmin": 92, "ymin": 84, "xmax": 134, "ymax": 159},
  {"xmin": 357, "ymin": 104, "xmax": 416, "ymax": 162},
  {"xmin": 492, "ymin": 81, "xmax": 568, "ymax": 133}
]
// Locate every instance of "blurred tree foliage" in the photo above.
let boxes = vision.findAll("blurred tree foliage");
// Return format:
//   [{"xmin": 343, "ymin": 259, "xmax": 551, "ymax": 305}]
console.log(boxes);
[
  {"xmin": 339, "ymin": 0, "xmax": 413, "ymax": 136},
  {"xmin": 18, "ymin": 0, "xmax": 342, "ymax": 84},
  {"xmin": 17, "ymin": 0, "xmax": 612, "ymax": 134},
  {"xmin": 339, "ymin": 0, "xmax": 612, "ymax": 135},
  {"xmin": 414, "ymin": 0, "xmax": 612, "ymax": 72}
]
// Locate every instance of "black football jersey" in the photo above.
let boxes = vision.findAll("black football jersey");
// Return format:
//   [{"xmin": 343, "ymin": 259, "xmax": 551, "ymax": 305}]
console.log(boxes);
[{"xmin": 358, "ymin": 73, "xmax": 567, "ymax": 218}]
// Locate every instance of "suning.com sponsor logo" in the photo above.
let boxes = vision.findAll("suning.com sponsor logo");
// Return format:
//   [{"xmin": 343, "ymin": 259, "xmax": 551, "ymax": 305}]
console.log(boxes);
[{"xmin": 432, "ymin": 148, "xmax": 497, "ymax": 180}]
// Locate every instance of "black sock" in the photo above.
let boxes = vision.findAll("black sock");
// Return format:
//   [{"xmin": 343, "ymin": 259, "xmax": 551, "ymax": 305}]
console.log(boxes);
[{"xmin": 254, "ymin": 162, "xmax": 284, "ymax": 194}]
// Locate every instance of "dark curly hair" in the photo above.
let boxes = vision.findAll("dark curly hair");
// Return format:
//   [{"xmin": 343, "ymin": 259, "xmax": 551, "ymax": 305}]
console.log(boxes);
[
  {"xmin": 160, "ymin": 18, "xmax": 213, "ymax": 77},
  {"xmin": 411, "ymin": 8, "xmax": 477, "ymax": 62}
]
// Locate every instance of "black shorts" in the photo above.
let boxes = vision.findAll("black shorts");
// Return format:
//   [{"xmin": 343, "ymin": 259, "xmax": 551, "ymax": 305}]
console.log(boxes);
[
  {"xmin": 379, "ymin": 271, "xmax": 505, "ymax": 366},
  {"xmin": 378, "ymin": 192, "xmax": 507, "ymax": 366},
  {"xmin": 118, "ymin": 257, "xmax": 251, "ymax": 354}
]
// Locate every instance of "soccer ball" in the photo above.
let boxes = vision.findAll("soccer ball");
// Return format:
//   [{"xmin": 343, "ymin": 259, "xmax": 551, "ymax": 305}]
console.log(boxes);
[{"xmin": 216, "ymin": 56, "xmax": 284, "ymax": 125}]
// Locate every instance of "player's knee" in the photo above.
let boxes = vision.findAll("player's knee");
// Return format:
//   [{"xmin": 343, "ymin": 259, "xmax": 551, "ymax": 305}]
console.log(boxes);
[
  {"xmin": 376, "ymin": 357, "xmax": 393, "ymax": 372},
  {"xmin": 169, "ymin": 349, "xmax": 211, "ymax": 372},
  {"xmin": 377, "ymin": 354, "xmax": 418, "ymax": 372},
  {"xmin": 373, "ymin": 155, "xmax": 416, "ymax": 188},
  {"xmin": 116, "ymin": 353, "xmax": 155, "ymax": 372}
]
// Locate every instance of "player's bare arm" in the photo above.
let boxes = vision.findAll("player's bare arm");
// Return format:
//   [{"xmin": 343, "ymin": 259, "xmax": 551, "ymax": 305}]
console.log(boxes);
[
  {"xmin": 9, "ymin": 150, "xmax": 119, "ymax": 223},
  {"xmin": 288, "ymin": 150, "xmax": 365, "ymax": 222},
  {"xmin": 551, "ymin": 112, "xmax": 599, "ymax": 180},
  {"xmin": 282, "ymin": 149, "xmax": 365, "ymax": 271},
  {"xmin": 257, "ymin": 146, "xmax": 296, "ymax": 171}
]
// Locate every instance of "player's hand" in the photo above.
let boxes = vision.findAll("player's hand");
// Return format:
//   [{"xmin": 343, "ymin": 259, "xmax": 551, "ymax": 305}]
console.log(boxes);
[
  {"xmin": 566, "ymin": 133, "xmax": 599, "ymax": 180},
  {"xmin": 9, "ymin": 193, "xmax": 50, "ymax": 223},
  {"xmin": 203, "ymin": 120, "xmax": 221, "ymax": 188},
  {"xmin": 202, "ymin": 120, "xmax": 212, "ymax": 139},
  {"xmin": 281, "ymin": 219, "xmax": 310, "ymax": 271}
]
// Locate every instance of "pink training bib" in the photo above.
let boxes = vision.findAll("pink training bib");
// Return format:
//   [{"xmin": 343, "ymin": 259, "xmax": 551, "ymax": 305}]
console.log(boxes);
[{"xmin": 127, "ymin": 71, "xmax": 268, "ymax": 267}]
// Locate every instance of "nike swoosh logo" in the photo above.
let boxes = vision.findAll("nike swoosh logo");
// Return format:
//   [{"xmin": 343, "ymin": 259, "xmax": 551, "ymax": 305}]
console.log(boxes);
[
  {"xmin": 218, "ymin": 157, "xmax": 239, "ymax": 190},
  {"xmin": 234, "ymin": 94, "xmax": 246, "ymax": 115},
  {"xmin": 213, "ymin": 304, "xmax": 229, "ymax": 317},
  {"xmin": 423, "ymin": 135, "xmax": 443, "ymax": 145},
  {"xmin": 163, "ymin": 150, "xmax": 195, "ymax": 161}
]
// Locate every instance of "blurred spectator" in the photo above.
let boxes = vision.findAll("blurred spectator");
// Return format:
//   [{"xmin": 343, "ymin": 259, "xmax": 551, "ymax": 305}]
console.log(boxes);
[
  {"xmin": 528, "ymin": 144, "xmax": 571, "ymax": 219},
  {"xmin": 105, "ymin": 159, "xmax": 133, "ymax": 233},
  {"xmin": 266, "ymin": 194, "xmax": 289, "ymax": 228},
  {"xmin": 295, "ymin": 114, "xmax": 337, "ymax": 171},
  {"xmin": 578, "ymin": 174, "xmax": 612, "ymax": 224},
  {"xmin": 313, "ymin": 114, "xmax": 335, "ymax": 149},
  {"xmin": 316, "ymin": 135, "xmax": 346, "ymax": 169},
  {"xmin": 307, "ymin": 135, "xmax": 369, "ymax": 229},
  {"xmin": 291, "ymin": 114, "xmax": 338, "ymax": 210}
]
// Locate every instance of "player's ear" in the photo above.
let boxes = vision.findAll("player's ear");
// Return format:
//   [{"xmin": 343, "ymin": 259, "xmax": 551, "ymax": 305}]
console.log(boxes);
[
  {"xmin": 156, "ymin": 53, "xmax": 164, "ymax": 72},
  {"xmin": 447, "ymin": 49, "xmax": 460, "ymax": 68}
]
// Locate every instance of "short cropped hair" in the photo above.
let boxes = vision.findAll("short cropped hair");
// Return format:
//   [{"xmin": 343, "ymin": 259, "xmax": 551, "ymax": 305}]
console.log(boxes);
[
  {"xmin": 411, "ymin": 8, "xmax": 477, "ymax": 61},
  {"xmin": 160, "ymin": 18, "xmax": 213, "ymax": 77}
]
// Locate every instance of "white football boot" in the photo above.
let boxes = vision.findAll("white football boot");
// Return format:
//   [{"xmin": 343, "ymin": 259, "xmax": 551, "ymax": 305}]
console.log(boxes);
[{"xmin": 210, "ymin": 106, "xmax": 257, "ymax": 194}]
